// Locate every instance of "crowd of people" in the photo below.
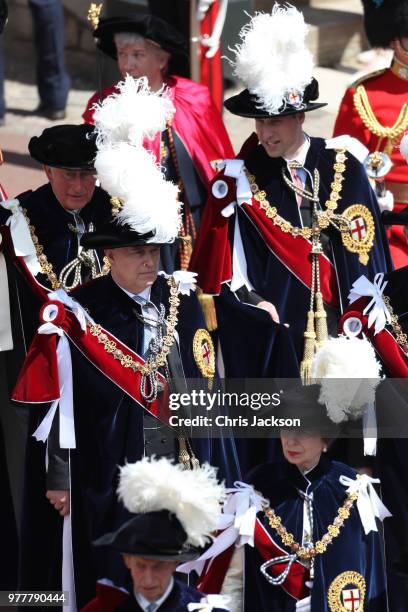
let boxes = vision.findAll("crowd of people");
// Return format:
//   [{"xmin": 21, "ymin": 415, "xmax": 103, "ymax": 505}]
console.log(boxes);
[{"xmin": 0, "ymin": 1, "xmax": 407, "ymax": 611}]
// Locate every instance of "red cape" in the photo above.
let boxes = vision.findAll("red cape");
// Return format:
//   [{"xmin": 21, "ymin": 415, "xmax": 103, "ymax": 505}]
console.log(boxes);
[{"xmin": 83, "ymin": 75, "xmax": 234, "ymax": 184}]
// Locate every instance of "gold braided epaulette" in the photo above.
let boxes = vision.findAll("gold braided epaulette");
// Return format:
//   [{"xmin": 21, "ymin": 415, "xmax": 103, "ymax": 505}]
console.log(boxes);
[{"xmin": 349, "ymin": 68, "xmax": 387, "ymax": 90}]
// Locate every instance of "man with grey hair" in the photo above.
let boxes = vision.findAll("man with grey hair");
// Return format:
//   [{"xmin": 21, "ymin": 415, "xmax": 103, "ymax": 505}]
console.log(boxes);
[{"xmin": 83, "ymin": 13, "xmax": 234, "ymax": 273}]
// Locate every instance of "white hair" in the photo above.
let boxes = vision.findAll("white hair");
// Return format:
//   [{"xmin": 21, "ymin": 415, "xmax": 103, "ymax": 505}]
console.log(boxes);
[
  {"xmin": 114, "ymin": 31, "xmax": 170, "ymax": 73},
  {"xmin": 114, "ymin": 32, "xmax": 145, "ymax": 46}
]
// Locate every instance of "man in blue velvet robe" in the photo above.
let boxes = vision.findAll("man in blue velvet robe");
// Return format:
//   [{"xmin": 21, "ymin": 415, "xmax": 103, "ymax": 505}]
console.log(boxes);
[
  {"xmin": 0, "ymin": 124, "xmax": 112, "ymax": 294},
  {"xmin": 16, "ymin": 84, "xmax": 240, "ymax": 607},
  {"xmin": 18, "ymin": 234, "xmax": 239, "ymax": 610},
  {"xmin": 0, "ymin": 123, "xmax": 112, "ymax": 597},
  {"xmin": 190, "ymin": 7, "xmax": 392, "ymax": 379}
]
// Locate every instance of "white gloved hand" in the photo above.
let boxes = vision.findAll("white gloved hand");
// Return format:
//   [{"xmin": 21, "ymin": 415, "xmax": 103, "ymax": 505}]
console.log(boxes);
[
  {"xmin": 377, "ymin": 189, "xmax": 394, "ymax": 213},
  {"xmin": 295, "ymin": 595, "xmax": 311, "ymax": 611}
]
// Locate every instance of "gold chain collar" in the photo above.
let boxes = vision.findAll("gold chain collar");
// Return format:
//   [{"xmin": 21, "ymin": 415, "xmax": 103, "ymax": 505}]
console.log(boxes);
[
  {"xmin": 245, "ymin": 150, "xmax": 348, "ymax": 239},
  {"xmin": 264, "ymin": 477, "xmax": 360, "ymax": 560},
  {"xmin": 89, "ymin": 276, "xmax": 180, "ymax": 377},
  {"xmin": 383, "ymin": 294, "xmax": 408, "ymax": 354},
  {"xmin": 22, "ymin": 207, "xmax": 110, "ymax": 290}
]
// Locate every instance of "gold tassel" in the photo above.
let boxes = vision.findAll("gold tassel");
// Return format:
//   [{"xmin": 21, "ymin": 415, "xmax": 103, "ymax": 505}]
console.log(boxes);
[
  {"xmin": 178, "ymin": 437, "xmax": 191, "ymax": 470},
  {"xmin": 314, "ymin": 291, "xmax": 329, "ymax": 349},
  {"xmin": 197, "ymin": 290, "xmax": 218, "ymax": 331},
  {"xmin": 178, "ymin": 437, "xmax": 200, "ymax": 470},
  {"xmin": 300, "ymin": 310, "xmax": 316, "ymax": 385}
]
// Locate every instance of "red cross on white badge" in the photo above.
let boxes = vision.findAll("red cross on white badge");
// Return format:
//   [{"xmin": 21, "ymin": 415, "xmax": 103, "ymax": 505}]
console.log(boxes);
[
  {"xmin": 288, "ymin": 91, "xmax": 301, "ymax": 106},
  {"xmin": 342, "ymin": 588, "xmax": 361, "ymax": 611},
  {"xmin": 351, "ymin": 217, "xmax": 367, "ymax": 241},
  {"xmin": 201, "ymin": 341, "xmax": 211, "ymax": 365}
]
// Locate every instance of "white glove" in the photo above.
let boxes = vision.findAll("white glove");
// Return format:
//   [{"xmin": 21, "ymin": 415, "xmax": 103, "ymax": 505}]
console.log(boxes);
[
  {"xmin": 295, "ymin": 595, "xmax": 311, "ymax": 611},
  {"xmin": 377, "ymin": 189, "xmax": 394, "ymax": 213}
]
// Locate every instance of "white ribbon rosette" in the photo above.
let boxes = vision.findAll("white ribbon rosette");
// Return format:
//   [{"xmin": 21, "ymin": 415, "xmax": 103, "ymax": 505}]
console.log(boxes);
[
  {"xmin": 1, "ymin": 198, "xmax": 41, "ymax": 275},
  {"xmin": 348, "ymin": 273, "xmax": 391, "ymax": 335},
  {"xmin": 339, "ymin": 474, "xmax": 392, "ymax": 535},
  {"xmin": 172, "ymin": 270, "xmax": 198, "ymax": 296},
  {"xmin": 178, "ymin": 481, "xmax": 268, "ymax": 575},
  {"xmin": 33, "ymin": 289, "xmax": 95, "ymax": 449}
]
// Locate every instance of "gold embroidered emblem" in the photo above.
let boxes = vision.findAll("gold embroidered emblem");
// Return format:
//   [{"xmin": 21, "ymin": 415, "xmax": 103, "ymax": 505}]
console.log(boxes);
[
  {"xmin": 328, "ymin": 571, "xmax": 366, "ymax": 611},
  {"xmin": 341, "ymin": 204, "xmax": 375, "ymax": 265},
  {"xmin": 193, "ymin": 329, "xmax": 215, "ymax": 388}
]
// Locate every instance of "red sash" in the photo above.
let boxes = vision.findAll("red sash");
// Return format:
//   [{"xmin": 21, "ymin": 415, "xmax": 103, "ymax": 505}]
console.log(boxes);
[
  {"xmin": 12, "ymin": 299, "xmax": 170, "ymax": 422},
  {"xmin": 191, "ymin": 168, "xmax": 340, "ymax": 309},
  {"xmin": 1, "ymin": 229, "xmax": 170, "ymax": 422},
  {"xmin": 197, "ymin": 518, "xmax": 308, "ymax": 601},
  {"xmin": 242, "ymin": 200, "xmax": 340, "ymax": 309}
]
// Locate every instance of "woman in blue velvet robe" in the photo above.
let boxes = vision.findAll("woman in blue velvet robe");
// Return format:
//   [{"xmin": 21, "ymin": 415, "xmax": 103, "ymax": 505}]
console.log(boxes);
[
  {"xmin": 244, "ymin": 455, "xmax": 388, "ymax": 611},
  {"xmin": 206, "ymin": 386, "xmax": 390, "ymax": 611}
]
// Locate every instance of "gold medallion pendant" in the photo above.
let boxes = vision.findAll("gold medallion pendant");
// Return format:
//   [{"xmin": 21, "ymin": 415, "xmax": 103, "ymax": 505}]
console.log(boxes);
[
  {"xmin": 341, "ymin": 204, "xmax": 375, "ymax": 265},
  {"xmin": 328, "ymin": 571, "xmax": 366, "ymax": 611},
  {"xmin": 193, "ymin": 329, "xmax": 215, "ymax": 389}
]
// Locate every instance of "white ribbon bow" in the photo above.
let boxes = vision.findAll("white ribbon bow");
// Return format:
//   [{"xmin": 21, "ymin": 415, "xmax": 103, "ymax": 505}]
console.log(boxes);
[
  {"xmin": 48, "ymin": 288, "xmax": 95, "ymax": 329},
  {"xmin": 187, "ymin": 594, "xmax": 231, "ymax": 611},
  {"xmin": 178, "ymin": 481, "xmax": 268, "ymax": 575},
  {"xmin": 172, "ymin": 270, "xmax": 198, "ymax": 296},
  {"xmin": 1, "ymin": 198, "xmax": 41, "ymax": 275},
  {"xmin": 339, "ymin": 474, "xmax": 392, "ymax": 535},
  {"xmin": 33, "ymin": 290, "xmax": 93, "ymax": 449},
  {"xmin": 348, "ymin": 273, "xmax": 391, "ymax": 335},
  {"xmin": 217, "ymin": 159, "xmax": 252, "ymax": 218}
]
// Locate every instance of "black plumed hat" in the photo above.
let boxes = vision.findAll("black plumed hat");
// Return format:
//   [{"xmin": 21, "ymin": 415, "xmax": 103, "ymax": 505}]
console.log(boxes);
[
  {"xmin": 94, "ymin": 510, "xmax": 199, "ymax": 562},
  {"xmin": 224, "ymin": 78, "xmax": 327, "ymax": 119},
  {"xmin": 80, "ymin": 221, "xmax": 163, "ymax": 249},
  {"xmin": 93, "ymin": 14, "xmax": 188, "ymax": 65},
  {"xmin": 28, "ymin": 124, "xmax": 97, "ymax": 170}
]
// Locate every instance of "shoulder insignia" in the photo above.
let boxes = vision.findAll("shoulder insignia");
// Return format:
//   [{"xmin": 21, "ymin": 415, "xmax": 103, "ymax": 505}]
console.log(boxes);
[
  {"xmin": 328, "ymin": 571, "xmax": 366, "ymax": 611},
  {"xmin": 193, "ymin": 328, "xmax": 215, "ymax": 388},
  {"xmin": 341, "ymin": 204, "xmax": 375, "ymax": 265},
  {"xmin": 350, "ymin": 68, "xmax": 387, "ymax": 90}
]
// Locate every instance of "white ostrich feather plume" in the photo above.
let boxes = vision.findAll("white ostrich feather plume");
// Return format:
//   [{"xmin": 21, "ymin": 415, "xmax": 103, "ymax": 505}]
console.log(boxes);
[
  {"xmin": 95, "ymin": 143, "xmax": 181, "ymax": 243},
  {"xmin": 230, "ymin": 4, "xmax": 314, "ymax": 114},
  {"xmin": 400, "ymin": 132, "xmax": 408, "ymax": 163},
  {"xmin": 92, "ymin": 75, "xmax": 175, "ymax": 147},
  {"xmin": 312, "ymin": 336, "xmax": 382, "ymax": 423},
  {"xmin": 118, "ymin": 457, "xmax": 226, "ymax": 548}
]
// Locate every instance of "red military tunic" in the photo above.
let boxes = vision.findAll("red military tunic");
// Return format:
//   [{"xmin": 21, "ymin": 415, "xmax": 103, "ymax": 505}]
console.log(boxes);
[
  {"xmin": 333, "ymin": 63, "xmax": 408, "ymax": 268},
  {"xmin": 83, "ymin": 75, "xmax": 234, "ymax": 186}
]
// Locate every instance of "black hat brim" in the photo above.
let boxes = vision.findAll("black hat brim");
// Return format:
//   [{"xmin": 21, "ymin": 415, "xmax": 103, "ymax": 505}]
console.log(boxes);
[
  {"xmin": 81, "ymin": 226, "xmax": 168, "ymax": 249},
  {"xmin": 93, "ymin": 512, "xmax": 200, "ymax": 562},
  {"xmin": 94, "ymin": 15, "xmax": 188, "ymax": 62},
  {"xmin": 224, "ymin": 89, "xmax": 327, "ymax": 119},
  {"xmin": 278, "ymin": 383, "xmax": 340, "ymax": 438},
  {"xmin": 94, "ymin": 531, "xmax": 199, "ymax": 562}
]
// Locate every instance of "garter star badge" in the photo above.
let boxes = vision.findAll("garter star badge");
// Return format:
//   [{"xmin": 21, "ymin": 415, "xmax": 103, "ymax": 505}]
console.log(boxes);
[
  {"xmin": 341, "ymin": 204, "xmax": 375, "ymax": 265},
  {"xmin": 193, "ymin": 329, "xmax": 215, "ymax": 389},
  {"xmin": 328, "ymin": 571, "xmax": 366, "ymax": 612}
]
